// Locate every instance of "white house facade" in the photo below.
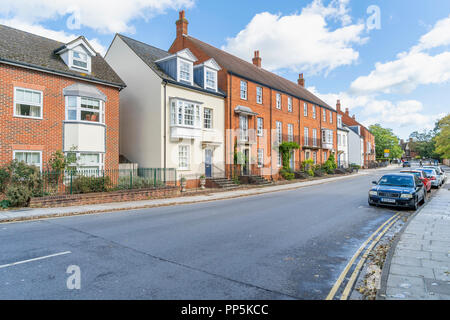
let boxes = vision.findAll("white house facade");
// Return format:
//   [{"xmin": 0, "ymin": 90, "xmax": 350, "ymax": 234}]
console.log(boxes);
[
  {"xmin": 105, "ymin": 34, "xmax": 225, "ymax": 186},
  {"xmin": 347, "ymin": 125, "xmax": 364, "ymax": 167},
  {"xmin": 337, "ymin": 115, "xmax": 349, "ymax": 168}
]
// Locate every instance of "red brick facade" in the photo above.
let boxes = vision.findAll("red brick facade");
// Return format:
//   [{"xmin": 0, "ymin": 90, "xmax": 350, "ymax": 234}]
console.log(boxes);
[
  {"xmin": 169, "ymin": 12, "xmax": 338, "ymax": 179},
  {"xmin": 0, "ymin": 63, "xmax": 120, "ymax": 170}
]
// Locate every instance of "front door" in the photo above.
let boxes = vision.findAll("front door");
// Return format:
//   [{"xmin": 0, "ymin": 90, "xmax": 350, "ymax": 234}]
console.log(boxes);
[
  {"xmin": 205, "ymin": 149, "xmax": 212, "ymax": 178},
  {"xmin": 243, "ymin": 148, "xmax": 250, "ymax": 175}
]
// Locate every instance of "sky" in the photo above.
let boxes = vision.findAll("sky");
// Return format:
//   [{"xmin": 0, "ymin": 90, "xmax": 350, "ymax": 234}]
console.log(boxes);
[{"xmin": 1, "ymin": 0, "xmax": 449, "ymax": 139}]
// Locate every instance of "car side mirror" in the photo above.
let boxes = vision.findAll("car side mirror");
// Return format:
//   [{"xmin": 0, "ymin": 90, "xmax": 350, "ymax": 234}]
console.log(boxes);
[{"xmin": 372, "ymin": 181, "xmax": 377, "ymax": 185}]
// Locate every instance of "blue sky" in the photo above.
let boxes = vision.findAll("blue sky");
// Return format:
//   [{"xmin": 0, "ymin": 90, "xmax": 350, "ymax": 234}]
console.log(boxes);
[{"xmin": 1, "ymin": 0, "xmax": 449, "ymax": 139}]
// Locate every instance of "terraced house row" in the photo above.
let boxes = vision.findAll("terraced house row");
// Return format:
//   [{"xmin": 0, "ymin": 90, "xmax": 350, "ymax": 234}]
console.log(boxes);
[{"xmin": 0, "ymin": 10, "xmax": 375, "ymax": 189}]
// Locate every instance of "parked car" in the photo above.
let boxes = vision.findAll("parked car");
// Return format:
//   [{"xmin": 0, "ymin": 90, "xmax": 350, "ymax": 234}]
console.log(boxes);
[
  {"xmin": 423, "ymin": 166, "xmax": 447, "ymax": 184},
  {"xmin": 400, "ymin": 170, "xmax": 432, "ymax": 193},
  {"xmin": 417, "ymin": 168, "xmax": 442, "ymax": 188},
  {"xmin": 368, "ymin": 173, "xmax": 426, "ymax": 210},
  {"xmin": 402, "ymin": 161, "xmax": 411, "ymax": 168}
]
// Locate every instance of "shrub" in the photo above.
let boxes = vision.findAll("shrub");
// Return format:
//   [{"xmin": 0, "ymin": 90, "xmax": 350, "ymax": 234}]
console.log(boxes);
[
  {"xmin": 0, "ymin": 199, "xmax": 11, "ymax": 209},
  {"xmin": 322, "ymin": 160, "xmax": 335, "ymax": 174},
  {"xmin": 0, "ymin": 167, "xmax": 10, "ymax": 193},
  {"xmin": 116, "ymin": 176, "xmax": 161, "ymax": 190},
  {"xmin": 71, "ymin": 175, "xmax": 112, "ymax": 194},
  {"xmin": 6, "ymin": 184, "xmax": 32, "ymax": 207},
  {"xmin": 7, "ymin": 160, "xmax": 43, "ymax": 196},
  {"xmin": 280, "ymin": 168, "xmax": 295, "ymax": 180},
  {"xmin": 279, "ymin": 142, "xmax": 300, "ymax": 171}
]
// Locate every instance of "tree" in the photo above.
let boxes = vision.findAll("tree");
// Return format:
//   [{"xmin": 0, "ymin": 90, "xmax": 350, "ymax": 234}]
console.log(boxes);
[
  {"xmin": 408, "ymin": 130, "xmax": 439, "ymax": 159},
  {"xmin": 279, "ymin": 142, "xmax": 300, "ymax": 171},
  {"xmin": 369, "ymin": 124, "xmax": 403, "ymax": 159},
  {"xmin": 435, "ymin": 114, "xmax": 450, "ymax": 159}
]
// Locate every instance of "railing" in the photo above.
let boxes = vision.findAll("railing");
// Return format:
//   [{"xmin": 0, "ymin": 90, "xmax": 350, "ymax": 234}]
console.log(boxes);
[
  {"xmin": 301, "ymin": 137, "xmax": 321, "ymax": 148},
  {"xmin": 364, "ymin": 161, "xmax": 389, "ymax": 169},
  {"xmin": 40, "ymin": 168, "xmax": 177, "ymax": 195}
]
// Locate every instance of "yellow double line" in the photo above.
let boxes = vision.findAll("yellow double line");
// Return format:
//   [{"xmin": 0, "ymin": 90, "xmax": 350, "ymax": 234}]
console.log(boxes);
[{"xmin": 325, "ymin": 212, "xmax": 403, "ymax": 300}]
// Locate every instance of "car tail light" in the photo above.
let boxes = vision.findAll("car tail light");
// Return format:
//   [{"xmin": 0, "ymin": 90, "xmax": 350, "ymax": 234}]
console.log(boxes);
[{"xmin": 430, "ymin": 177, "xmax": 436, "ymax": 180}]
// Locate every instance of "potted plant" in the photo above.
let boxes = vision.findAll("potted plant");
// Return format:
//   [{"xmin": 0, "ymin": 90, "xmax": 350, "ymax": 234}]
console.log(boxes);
[
  {"xmin": 199, "ymin": 175, "xmax": 206, "ymax": 190},
  {"xmin": 180, "ymin": 176, "xmax": 187, "ymax": 192}
]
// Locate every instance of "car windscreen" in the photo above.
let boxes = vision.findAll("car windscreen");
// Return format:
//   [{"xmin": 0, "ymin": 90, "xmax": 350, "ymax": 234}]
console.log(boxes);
[
  {"xmin": 402, "ymin": 171, "xmax": 421, "ymax": 178},
  {"xmin": 378, "ymin": 175, "xmax": 414, "ymax": 187},
  {"xmin": 422, "ymin": 169, "xmax": 436, "ymax": 176}
]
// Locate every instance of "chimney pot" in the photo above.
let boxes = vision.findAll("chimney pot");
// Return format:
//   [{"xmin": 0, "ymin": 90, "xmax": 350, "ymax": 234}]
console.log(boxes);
[
  {"xmin": 352, "ymin": 115, "xmax": 356, "ymax": 119},
  {"xmin": 336, "ymin": 99, "xmax": 341, "ymax": 112},
  {"xmin": 176, "ymin": 10, "xmax": 189, "ymax": 38},
  {"xmin": 345, "ymin": 108, "xmax": 349, "ymax": 115},
  {"xmin": 252, "ymin": 50, "xmax": 262, "ymax": 67},
  {"xmin": 298, "ymin": 73, "xmax": 305, "ymax": 87}
]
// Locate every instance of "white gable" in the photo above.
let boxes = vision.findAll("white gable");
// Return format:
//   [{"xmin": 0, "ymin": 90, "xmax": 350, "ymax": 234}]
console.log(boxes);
[{"xmin": 202, "ymin": 58, "xmax": 221, "ymax": 71}]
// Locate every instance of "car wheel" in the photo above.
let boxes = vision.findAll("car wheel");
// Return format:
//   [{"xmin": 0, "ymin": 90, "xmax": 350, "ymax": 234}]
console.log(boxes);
[
  {"xmin": 368, "ymin": 200, "xmax": 376, "ymax": 207},
  {"xmin": 411, "ymin": 197, "xmax": 418, "ymax": 210},
  {"xmin": 421, "ymin": 191, "xmax": 426, "ymax": 205}
]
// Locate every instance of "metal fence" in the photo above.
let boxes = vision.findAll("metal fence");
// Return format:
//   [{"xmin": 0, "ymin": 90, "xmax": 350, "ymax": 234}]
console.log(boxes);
[{"xmin": 40, "ymin": 168, "xmax": 177, "ymax": 195}]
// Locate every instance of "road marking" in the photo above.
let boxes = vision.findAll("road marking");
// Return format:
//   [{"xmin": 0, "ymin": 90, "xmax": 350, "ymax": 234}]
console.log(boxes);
[
  {"xmin": 0, "ymin": 251, "xmax": 71, "ymax": 269},
  {"xmin": 325, "ymin": 212, "xmax": 401, "ymax": 300},
  {"xmin": 340, "ymin": 214, "xmax": 402, "ymax": 300}
]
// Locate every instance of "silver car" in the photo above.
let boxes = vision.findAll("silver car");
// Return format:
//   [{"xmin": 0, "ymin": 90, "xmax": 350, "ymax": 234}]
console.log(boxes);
[
  {"xmin": 419, "ymin": 168, "xmax": 441, "ymax": 188},
  {"xmin": 423, "ymin": 166, "xmax": 446, "ymax": 185}
]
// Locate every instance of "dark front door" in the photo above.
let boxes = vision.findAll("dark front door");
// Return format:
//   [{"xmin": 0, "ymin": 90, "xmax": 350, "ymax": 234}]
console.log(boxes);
[
  {"xmin": 205, "ymin": 149, "xmax": 212, "ymax": 178},
  {"xmin": 243, "ymin": 149, "xmax": 250, "ymax": 175}
]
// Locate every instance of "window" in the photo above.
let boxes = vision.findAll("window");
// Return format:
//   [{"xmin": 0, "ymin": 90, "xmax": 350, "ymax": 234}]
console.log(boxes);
[
  {"xmin": 305, "ymin": 151, "xmax": 310, "ymax": 160},
  {"xmin": 179, "ymin": 60, "xmax": 191, "ymax": 82},
  {"xmin": 338, "ymin": 134, "xmax": 341, "ymax": 146},
  {"xmin": 304, "ymin": 103, "xmax": 308, "ymax": 117},
  {"xmin": 277, "ymin": 152, "xmax": 282, "ymax": 167},
  {"xmin": 313, "ymin": 129, "xmax": 317, "ymax": 146},
  {"xmin": 205, "ymin": 70, "xmax": 216, "ymax": 90},
  {"xmin": 276, "ymin": 121, "xmax": 282, "ymax": 144},
  {"xmin": 256, "ymin": 87, "xmax": 263, "ymax": 104},
  {"xmin": 288, "ymin": 97, "xmax": 292, "ymax": 112},
  {"xmin": 65, "ymin": 96, "xmax": 104, "ymax": 123},
  {"xmin": 257, "ymin": 117, "xmax": 264, "ymax": 136},
  {"xmin": 288, "ymin": 124, "xmax": 294, "ymax": 142},
  {"xmin": 13, "ymin": 151, "xmax": 42, "ymax": 170},
  {"xmin": 323, "ymin": 109, "xmax": 326, "ymax": 122},
  {"xmin": 257, "ymin": 149, "xmax": 264, "ymax": 168},
  {"xmin": 178, "ymin": 145, "xmax": 190, "ymax": 170},
  {"xmin": 14, "ymin": 87, "xmax": 43, "ymax": 119},
  {"xmin": 324, "ymin": 151, "xmax": 328, "ymax": 161},
  {"xmin": 204, "ymin": 108, "xmax": 213, "ymax": 129},
  {"xmin": 240, "ymin": 81, "xmax": 248, "ymax": 100},
  {"xmin": 338, "ymin": 115, "xmax": 342, "ymax": 128},
  {"xmin": 304, "ymin": 127, "xmax": 309, "ymax": 145},
  {"xmin": 170, "ymin": 100, "xmax": 201, "ymax": 128},
  {"xmin": 276, "ymin": 93, "xmax": 282, "ymax": 109},
  {"xmin": 312, "ymin": 105, "xmax": 316, "ymax": 119},
  {"xmin": 313, "ymin": 152, "xmax": 317, "ymax": 164},
  {"xmin": 330, "ymin": 111, "xmax": 333, "ymax": 124},
  {"xmin": 240, "ymin": 115, "xmax": 248, "ymax": 141},
  {"xmin": 72, "ymin": 51, "xmax": 88, "ymax": 70},
  {"xmin": 322, "ymin": 129, "xmax": 334, "ymax": 145}
]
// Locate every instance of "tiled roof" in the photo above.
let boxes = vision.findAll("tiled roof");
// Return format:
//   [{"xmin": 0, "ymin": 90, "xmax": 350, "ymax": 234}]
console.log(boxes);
[
  {"xmin": 117, "ymin": 34, "xmax": 225, "ymax": 96},
  {"xmin": 185, "ymin": 35, "xmax": 334, "ymax": 111},
  {"xmin": 0, "ymin": 24, "xmax": 125, "ymax": 88}
]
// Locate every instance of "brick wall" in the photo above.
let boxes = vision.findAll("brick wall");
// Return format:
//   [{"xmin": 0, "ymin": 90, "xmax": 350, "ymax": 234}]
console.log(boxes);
[{"xmin": 0, "ymin": 64, "xmax": 120, "ymax": 170}]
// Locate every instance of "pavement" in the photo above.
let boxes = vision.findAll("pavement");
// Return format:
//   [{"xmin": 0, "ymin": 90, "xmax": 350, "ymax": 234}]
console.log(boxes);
[
  {"xmin": 0, "ymin": 166, "xmax": 399, "ymax": 299},
  {"xmin": 0, "ymin": 167, "xmax": 391, "ymax": 223},
  {"xmin": 381, "ymin": 182, "xmax": 450, "ymax": 300}
]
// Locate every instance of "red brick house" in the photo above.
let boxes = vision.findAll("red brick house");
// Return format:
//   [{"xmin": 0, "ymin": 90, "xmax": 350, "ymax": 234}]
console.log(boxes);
[
  {"xmin": 169, "ymin": 11, "xmax": 337, "ymax": 180},
  {"xmin": 336, "ymin": 100, "xmax": 376, "ymax": 168},
  {"xmin": 0, "ymin": 25, "xmax": 125, "ymax": 171}
]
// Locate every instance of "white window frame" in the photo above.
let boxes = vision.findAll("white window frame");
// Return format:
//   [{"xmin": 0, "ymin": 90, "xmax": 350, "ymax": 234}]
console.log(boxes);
[
  {"xmin": 313, "ymin": 129, "xmax": 317, "ymax": 146},
  {"xmin": 71, "ymin": 50, "xmax": 89, "ymax": 72},
  {"xmin": 288, "ymin": 124, "xmax": 294, "ymax": 142},
  {"xmin": 257, "ymin": 117, "xmax": 264, "ymax": 136},
  {"xmin": 312, "ymin": 105, "xmax": 316, "ymax": 119},
  {"xmin": 276, "ymin": 121, "xmax": 282, "ymax": 144},
  {"xmin": 313, "ymin": 151, "xmax": 317, "ymax": 164},
  {"xmin": 170, "ymin": 99, "xmax": 202, "ymax": 129},
  {"xmin": 256, "ymin": 87, "xmax": 263, "ymax": 104},
  {"xmin": 276, "ymin": 93, "xmax": 282, "ymax": 109},
  {"xmin": 257, "ymin": 149, "xmax": 264, "ymax": 168},
  {"xmin": 304, "ymin": 127, "xmax": 309, "ymax": 145},
  {"xmin": 277, "ymin": 152, "xmax": 282, "ymax": 167},
  {"xmin": 13, "ymin": 150, "xmax": 42, "ymax": 171},
  {"xmin": 178, "ymin": 59, "xmax": 193, "ymax": 84},
  {"xmin": 239, "ymin": 115, "xmax": 249, "ymax": 142},
  {"xmin": 304, "ymin": 103, "xmax": 308, "ymax": 117},
  {"xmin": 178, "ymin": 145, "xmax": 190, "ymax": 170},
  {"xmin": 205, "ymin": 69, "xmax": 217, "ymax": 91},
  {"xmin": 330, "ymin": 111, "xmax": 333, "ymax": 124},
  {"xmin": 13, "ymin": 87, "xmax": 43, "ymax": 120},
  {"xmin": 323, "ymin": 109, "xmax": 326, "ymax": 122},
  {"xmin": 240, "ymin": 80, "xmax": 248, "ymax": 100},
  {"xmin": 65, "ymin": 96, "xmax": 105, "ymax": 124},
  {"xmin": 204, "ymin": 107, "xmax": 213, "ymax": 129},
  {"xmin": 288, "ymin": 97, "xmax": 293, "ymax": 112},
  {"xmin": 338, "ymin": 115, "xmax": 342, "ymax": 128}
]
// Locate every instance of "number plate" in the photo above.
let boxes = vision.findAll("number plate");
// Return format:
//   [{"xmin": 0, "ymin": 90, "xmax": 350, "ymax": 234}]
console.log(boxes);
[{"xmin": 381, "ymin": 198, "xmax": 396, "ymax": 203}]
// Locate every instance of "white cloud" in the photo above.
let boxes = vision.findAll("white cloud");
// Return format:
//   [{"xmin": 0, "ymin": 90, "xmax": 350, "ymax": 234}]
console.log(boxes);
[
  {"xmin": 0, "ymin": 18, "xmax": 107, "ymax": 55},
  {"xmin": 350, "ymin": 14, "xmax": 450, "ymax": 95},
  {"xmin": 221, "ymin": 0, "xmax": 367, "ymax": 75},
  {"xmin": 0, "ymin": 0, "xmax": 194, "ymax": 34}
]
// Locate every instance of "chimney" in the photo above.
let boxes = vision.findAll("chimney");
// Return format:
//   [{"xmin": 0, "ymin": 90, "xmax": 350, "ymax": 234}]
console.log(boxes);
[
  {"xmin": 176, "ymin": 10, "xmax": 189, "ymax": 38},
  {"xmin": 252, "ymin": 50, "xmax": 261, "ymax": 67},
  {"xmin": 298, "ymin": 73, "xmax": 305, "ymax": 87},
  {"xmin": 352, "ymin": 115, "xmax": 356, "ymax": 120},
  {"xmin": 345, "ymin": 108, "xmax": 349, "ymax": 116},
  {"xmin": 336, "ymin": 100, "xmax": 341, "ymax": 112}
]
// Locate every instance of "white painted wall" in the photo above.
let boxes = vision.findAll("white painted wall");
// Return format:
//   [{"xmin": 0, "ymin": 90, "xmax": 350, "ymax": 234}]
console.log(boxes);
[
  {"xmin": 105, "ymin": 36, "xmax": 163, "ymax": 168},
  {"xmin": 348, "ymin": 128, "xmax": 362, "ymax": 166},
  {"xmin": 337, "ymin": 128, "xmax": 348, "ymax": 168},
  {"xmin": 64, "ymin": 122, "xmax": 105, "ymax": 153}
]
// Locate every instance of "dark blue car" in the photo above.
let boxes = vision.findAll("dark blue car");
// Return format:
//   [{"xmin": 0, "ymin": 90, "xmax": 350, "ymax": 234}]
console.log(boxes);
[{"xmin": 368, "ymin": 173, "xmax": 426, "ymax": 210}]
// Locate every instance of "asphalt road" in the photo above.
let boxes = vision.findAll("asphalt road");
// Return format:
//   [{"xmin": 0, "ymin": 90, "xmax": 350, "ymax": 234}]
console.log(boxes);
[{"xmin": 0, "ymin": 166, "xmax": 418, "ymax": 299}]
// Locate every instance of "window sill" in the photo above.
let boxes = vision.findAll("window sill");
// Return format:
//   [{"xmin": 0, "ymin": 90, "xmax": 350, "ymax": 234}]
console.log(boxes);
[
  {"xmin": 13, "ymin": 115, "xmax": 43, "ymax": 120},
  {"xmin": 64, "ymin": 120, "xmax": 106, "ymax": 127}
]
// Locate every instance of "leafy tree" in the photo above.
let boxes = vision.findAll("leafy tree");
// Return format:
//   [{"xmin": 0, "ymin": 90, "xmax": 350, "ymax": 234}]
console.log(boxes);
[
  {"xmin": 369, "ymin": 124, "xmax": 403, "ymax": 159},
  {"xmin": 408, "ymin": 130, "xmax": 439, "ymax": 159},
  {"xmin": 435, "ymin": 114, "xmax": 450, "ymax": 159}
]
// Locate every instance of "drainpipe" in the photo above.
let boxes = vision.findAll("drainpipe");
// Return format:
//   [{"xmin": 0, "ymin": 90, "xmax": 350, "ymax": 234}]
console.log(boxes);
[
  {"xmin": 229, "ymin": 72, "xmax": 233, "ymax": 179},
  {"xmin": 163, "ymin": 81, "xmax": 167, "ymax": 171},
  {"xmin": 270, "ymin": 88, "xmax": 273, "ymax": 180}
]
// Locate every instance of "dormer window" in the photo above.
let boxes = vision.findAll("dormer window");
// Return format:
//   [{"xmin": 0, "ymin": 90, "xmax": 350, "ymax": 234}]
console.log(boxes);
[
  {"xmin": 179, "ymin": 60, "xmax": 192, "ymax": 82},
  {"xmin": 206, "ymin": 70, "xmax": 216, "ymax": 90},
  {"xmin": 72, "ymin": 51, "xmax": 88, "ymax": 70}
]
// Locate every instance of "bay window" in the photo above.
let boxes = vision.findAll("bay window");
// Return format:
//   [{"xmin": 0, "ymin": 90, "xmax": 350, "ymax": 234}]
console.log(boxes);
[
  {"xmin": 66, "ymin": 152, "xmax": 104, "ymax": 172},
  {"xmin": 65, "ymin": 96, "xmax": 104, "ymax": 123},
  {"xmin": 170, "ymin": 99, "xmax": 201, "ymax": 128}
]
